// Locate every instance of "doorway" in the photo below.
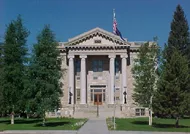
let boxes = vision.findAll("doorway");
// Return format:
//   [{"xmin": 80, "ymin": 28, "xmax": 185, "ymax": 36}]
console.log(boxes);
[
  {"xmin": 94, "ymin": 93, "xmax": 102, "ymax": 105},
  {"xmin": 90, "ymin": 87, "xmax": 105, "ymax": 105}
]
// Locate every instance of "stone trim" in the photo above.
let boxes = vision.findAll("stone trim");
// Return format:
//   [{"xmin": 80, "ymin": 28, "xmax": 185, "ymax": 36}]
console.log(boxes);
[
  {"xmin": 79, "ymin": 55, "xmax": 87, "ymax": 59},
  {"xmin": 68, "ymin": 55, "xmax": 74, "ymax": 59},
  {"xmin": 108, "ymin": 55, "xmax": 116, "ymax": 59},
  {"xmin": 120, "ymin": 54, "xmax": 128, "ymax": 58}
]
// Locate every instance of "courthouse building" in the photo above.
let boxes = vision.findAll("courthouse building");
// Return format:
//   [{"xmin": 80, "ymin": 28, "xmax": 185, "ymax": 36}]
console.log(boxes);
[{"xmin": 56, "ymin": 27, "xmax": 149, "ymax": 118}]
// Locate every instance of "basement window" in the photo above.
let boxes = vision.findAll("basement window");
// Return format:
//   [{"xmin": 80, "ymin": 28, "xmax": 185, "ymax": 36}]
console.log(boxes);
[{"xmin": 135, "ymin": 108, "xmax": 145, "ymax": 116}]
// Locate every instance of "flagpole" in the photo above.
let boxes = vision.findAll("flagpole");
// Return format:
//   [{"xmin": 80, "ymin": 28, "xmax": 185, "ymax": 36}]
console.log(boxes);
[
  {"xmin": 113, "ymin": 9, "xmax": 115, "ymax": 33},
  {"xmin": 113, "ymin": 8, "xmax": 116, "ymax": 130}
]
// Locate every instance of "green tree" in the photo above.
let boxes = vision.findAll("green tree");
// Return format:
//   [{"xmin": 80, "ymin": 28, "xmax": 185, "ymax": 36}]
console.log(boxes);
[
  {"xmin": 153, "ymin": 4, "xmax": 190, "ymax": 128},
  {"xmin": 29, "ymin": 25, "xmax": 62, "ymax": 126},
  {"xmin": 154, "ymin": 48, "xmax": 189, "ymax": 128},
  {"xmin": 2, "ymin": 16, "xmax": 29, "ymax": 124},
  {"xmin": 167, "ymin": 4, "xmax": 190, "ymax": 58},
  {"xmin": 0, "ymin": 43, "xmax": 5, "ymax": 115},
  {"xmin": 132, "ymin": 41, "xmax": 159, "ymax": 126},
  {"xmin": 23, "ymin": 63, "xmax": 39, "ymax": 118}
]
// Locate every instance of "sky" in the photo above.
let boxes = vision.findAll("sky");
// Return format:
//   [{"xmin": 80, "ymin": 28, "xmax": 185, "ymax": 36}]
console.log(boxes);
[{"xmin": 1, "ymin": 0, "xmax": 190, "ymax": 51}]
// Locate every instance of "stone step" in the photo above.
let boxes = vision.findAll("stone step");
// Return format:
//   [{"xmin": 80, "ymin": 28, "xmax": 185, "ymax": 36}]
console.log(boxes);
[
  {"xmin": 73, "ymin": 109, "xmax": 123, "ymax": 118},
  {"xmin": 74, "ymin": 112, "xmax": 124, "ymax": 118},
  {"xmin": 75, "ymin": 108, "xmax": 121, "ymax": 112}
]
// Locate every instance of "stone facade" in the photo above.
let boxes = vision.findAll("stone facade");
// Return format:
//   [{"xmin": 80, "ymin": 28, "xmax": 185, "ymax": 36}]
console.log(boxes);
[{"xmin": 52, "ymin": 27, "xmax": 149, "ymax": 118}]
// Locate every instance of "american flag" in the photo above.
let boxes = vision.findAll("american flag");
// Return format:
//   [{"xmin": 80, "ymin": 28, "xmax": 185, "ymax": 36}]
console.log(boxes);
[
  {"xmin": 113, "ymin": 9, "xmax": 125, "ymax": 41},
  {"xmin": 113, "ymin": 10, "xmax": 117, "ymax": 34}
]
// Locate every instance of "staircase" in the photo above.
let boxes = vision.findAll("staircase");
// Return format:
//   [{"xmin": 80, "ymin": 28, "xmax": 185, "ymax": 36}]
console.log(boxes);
[{"xmin": 73, "ymin": 105, "xmax": 124, "ymax": 118}]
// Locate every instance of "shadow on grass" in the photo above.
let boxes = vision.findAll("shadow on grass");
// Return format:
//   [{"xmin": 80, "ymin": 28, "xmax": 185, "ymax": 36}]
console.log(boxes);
[
  {"xmin": 131, "ymin": 121, "xmax": 148, "ymax": 125},
  {"xmin": 183, "ymin": 117, "xmax": 190, "ymax": 119},
  {"xmin": 0, "ymin": 119, "xmax": 42, "ymax": 125},
  {"xmin": 131, "ymin": 121, "xmax": 190, "ymax": 128},
  {"xmin": 153, "ymin": 123, "xmax": 190, "ymax": 128},
  {"xmin": 0, "ymin": 120, "xmax": 10, "ymax": 124},
  {"xmin": 15, "ymin": 119, "xmax": 42, "ymax": 124},
  {"xmin": 35, "ymin": 121, "xmax": 70, "ymax": 127}
]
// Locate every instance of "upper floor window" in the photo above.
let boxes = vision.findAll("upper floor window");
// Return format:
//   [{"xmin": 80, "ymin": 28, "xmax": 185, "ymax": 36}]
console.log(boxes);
[
  {"xmin": 115, "ymin": 59, "xmax": 120, "ymax": 73},
  {"xmin": 92, "ymin": 60, "xmax": 103, "ymax": 72},
  {"xmin": 75, "ymin": 60, "xmax": 80, "ymax": 72}
]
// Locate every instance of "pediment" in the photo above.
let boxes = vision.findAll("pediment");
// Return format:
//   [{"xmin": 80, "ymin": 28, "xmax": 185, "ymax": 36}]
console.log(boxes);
[{"xmin": 64, "ymin": 27, "xmax": 128, "ymax": 46}]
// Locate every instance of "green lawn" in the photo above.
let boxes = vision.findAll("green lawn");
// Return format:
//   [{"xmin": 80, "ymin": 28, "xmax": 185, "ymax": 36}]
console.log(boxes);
[
  {"xmin": 0, "ymin": 117, "xmax": 87, "ymax": 131},
  {"xmin": 107, "ymin": 117, "xmax": 190, "ymax": 132}
]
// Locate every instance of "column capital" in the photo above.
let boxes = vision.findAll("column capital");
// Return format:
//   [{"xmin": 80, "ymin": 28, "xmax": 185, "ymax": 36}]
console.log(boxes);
[
  {"xmin": 68, "ymin": 55, "xmax": 74, "ymax": 59},
  {"xmin": 109, "ymin": 55, "xmax": 116, "ymax": 59},
  {"xmin": 80, "ymin": 55, "xmax": 87, "ymax": 59},
  {"xmin": 120, "ymin": 54, "xmax": 128, "ymax": 58}
]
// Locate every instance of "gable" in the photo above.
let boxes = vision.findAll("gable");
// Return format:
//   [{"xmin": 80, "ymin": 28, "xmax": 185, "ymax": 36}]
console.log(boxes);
[{"xmin": 64, "ymin": 27, "xmax": 128, "ymax": 46}]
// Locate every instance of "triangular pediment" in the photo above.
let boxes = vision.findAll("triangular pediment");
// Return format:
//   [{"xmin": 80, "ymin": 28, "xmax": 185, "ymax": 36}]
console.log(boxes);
[{"xmin": 64, "ymin": 27, "xmax": 128, "ymax": 46}]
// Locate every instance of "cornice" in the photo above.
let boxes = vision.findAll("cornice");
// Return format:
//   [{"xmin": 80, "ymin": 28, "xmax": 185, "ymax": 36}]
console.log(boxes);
[{"xmin": 65, "ymin": 44, "xmax": 129, "ymax": 50}]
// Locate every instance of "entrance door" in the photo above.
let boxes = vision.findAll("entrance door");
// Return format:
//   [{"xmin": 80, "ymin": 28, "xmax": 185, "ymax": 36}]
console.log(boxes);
[{"xmin": 94, "ymin": 93, "xmax": 102, "ymax": 105}]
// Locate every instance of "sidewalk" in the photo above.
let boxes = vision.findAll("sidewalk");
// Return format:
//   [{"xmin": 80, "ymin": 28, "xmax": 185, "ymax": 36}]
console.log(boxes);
[
  {"xmin": 110, "ymin": 131, "xmax": 189, "ymax": 134},
  {"xmin": 0, "ymin": 130, "xmax": 77, "ymax": 134},
  {"xmin": 77, "ymin": 117, "xmax": 109, "ymax": 134}
]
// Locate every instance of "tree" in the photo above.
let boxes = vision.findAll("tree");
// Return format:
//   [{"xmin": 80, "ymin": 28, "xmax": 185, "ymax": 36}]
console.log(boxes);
[
  {"xmin": 28, "ymin": 25, "xmax": 62, "ymax": 126},
  {"xmin": 154, "ymin": 48, "xmax": 189, "ymax": 128},
  {"xmin": 153, "ymin": 5, "xmax": 190, "ymax": 128},
  {"xmin": 167, "ymin": 4, "xmax": 190, "ymax": 59},
  {"xmin": 0, "ymin": 43, "xmax": 5, "ymax": 115},
  {"xmin": 132, "ymin": 41, "xmax": 159, "ymax": 126},
  {"xmin": 2, "ymin": 15, "xmax": 29, "ymax": 124}
]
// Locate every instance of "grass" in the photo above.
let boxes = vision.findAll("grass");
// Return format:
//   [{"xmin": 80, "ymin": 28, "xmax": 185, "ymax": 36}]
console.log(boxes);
[
  {"xmin": 0, "ymin": 117, "xmax": 87, "ymax": 131},
  {"xmin": 107, "ymin": 117, "xmax": 190, "ymax": 132}
]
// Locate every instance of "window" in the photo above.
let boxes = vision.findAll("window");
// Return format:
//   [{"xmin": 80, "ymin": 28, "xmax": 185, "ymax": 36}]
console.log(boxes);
[
  {"xmin": 135, "ymin": 108, "xmax": 145, "ymax": 116},
  {"xmin": 91, "ymin": 89, "xmax": 93, "ymax": 101},
  {"xmin": 103, "ymin": 89, "xmax": 105, "ymax": 101},
  {"xmin": 115, "ymin": 88, "xmax": 120, "ymax": 90},
  {"xmin": 116, "ymin": 97, "xmax": 120, "ymax": 100},
  {"xmin": 92, "ymin": 60, "xmax": 103, "ymax": 72},
  {"xmin": 115, "ymin": 59, "xmax": 120, "ymax": 73},
  {"xmin": 75, "ymin": 60, "xmax": 80, "ymax": 72},
  {"xmin": 94, "ymin": 89, "xmax": 102, "ymax": 92},
  {"xmin": 93, "ymin": 76, "xmax": 98, "ymax": 80},
  {"xmin": 115, "ymin": 76, "xmax": 119, "ymax": 79},
  {"xmin": 94, "ymin": 39, "xmax": 101, "ymax": 44},
  {"xmin": 76, "ymin": 89, "xmax": 80, "ymax": 101}
]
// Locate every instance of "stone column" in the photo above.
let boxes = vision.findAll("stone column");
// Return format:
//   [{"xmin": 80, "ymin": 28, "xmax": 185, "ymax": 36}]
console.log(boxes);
[
  {"xmin": 109, "ymin": 55, "xmax": 115, "ymax": 104},
  {"xmin": 68, "ymin": 55, "xmax": 74, "ymax": 104},
  {"xmin": 80, "ymin": 55, "xmax": 87, "ymax": 104},
  {"xmin": 121, "ymin": 55, "xmax": 127, "ymax": 104}
]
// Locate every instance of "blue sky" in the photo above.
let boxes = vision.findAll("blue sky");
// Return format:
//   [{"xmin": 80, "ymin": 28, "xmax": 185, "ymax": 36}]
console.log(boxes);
[{"xmin": 1, "ymin": 0, "xmax": 190, "ymax": 51}]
